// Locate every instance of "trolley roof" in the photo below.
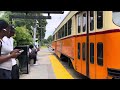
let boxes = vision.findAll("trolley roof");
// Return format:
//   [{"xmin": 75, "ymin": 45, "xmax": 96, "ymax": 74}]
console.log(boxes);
[{"xmin": 53, "ymin": 11, "xmax": 79, "ymax": 35}]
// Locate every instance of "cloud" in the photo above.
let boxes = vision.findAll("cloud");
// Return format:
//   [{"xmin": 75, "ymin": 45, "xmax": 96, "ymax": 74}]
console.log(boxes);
[{"xmin": 44, "ymin": 11, "xmax": 69, "ymax": 39}]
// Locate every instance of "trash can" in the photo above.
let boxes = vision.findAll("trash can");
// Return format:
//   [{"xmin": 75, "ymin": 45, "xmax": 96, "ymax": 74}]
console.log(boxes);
[{"xmin": 15, "ymin": 45, "xmax": 30, "ymax": 74}]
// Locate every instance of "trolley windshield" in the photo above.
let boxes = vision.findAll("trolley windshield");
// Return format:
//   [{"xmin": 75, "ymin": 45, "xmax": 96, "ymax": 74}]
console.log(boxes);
[{"xmin": 112, "ymin": 11, "xmax": 120, "ymax": 26}]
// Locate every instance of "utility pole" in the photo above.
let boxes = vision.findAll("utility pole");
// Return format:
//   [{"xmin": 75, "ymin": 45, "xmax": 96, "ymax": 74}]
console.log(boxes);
[
  {"xmin": 39, "ymin": 20, "xmax": 44, "ymax": 47},
  {"xmin": 33, "ymin": 19, "xmax": 39, "ymax": 48},
  {"xmin": 40, "ymin": 27, "xmax": 42, "ymax": 46},
  {"xmin": 39, "ymin": 26, "xmax": 44, "ymax": 47},
  {"xmin": 33, "ymin": 24, "xmax": 36, "ymax": 46}
]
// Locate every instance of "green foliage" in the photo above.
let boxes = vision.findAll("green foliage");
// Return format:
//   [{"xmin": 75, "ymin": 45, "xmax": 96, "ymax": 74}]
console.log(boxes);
[
  {"xmin": 40, "ymin": 35, "xmax": 53, "ymax": 46},
  {"xmin": 37, "ymin": 19, "xmax": 47, "ymax": 40},
  {"xmin": 47, "ymin": 35, "xmax": 53, "ymax": 44},
  {"xmin": 14, "ymin": 19, "xmax": 26, "ymax": 27},
  {"xmin": 1, "ymin": 11, "xmax": 48, "ymax": 46},
  {"xmin": 42, "ymin": 39, "xmax": 48, "ymax": 45},
  {"xmin": 13, "ymin": 19, "xmax": 34, "ymax": 37},
  {"xmin": 1, "ymin": 11, "xmax": 12, "ymax": 23},
  {"xmin": 14, "ymin": 26, "xmax": 33, "ymax": 46},
  {"xmin": 11, "ymin": 12, "xmax": 47, "ymax": 40},
  {"xmin": 43, "ymin": 39, "xmax": 48, "ymax": 43}
]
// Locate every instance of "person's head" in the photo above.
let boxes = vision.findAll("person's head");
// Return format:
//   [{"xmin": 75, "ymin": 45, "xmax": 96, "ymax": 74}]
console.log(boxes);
[
  {"xmin": 29, "ymin": 44, "xmax": 33, "ymax": 49},
  {"xmin": 0, "ymin": 19, "xmax": 9, "ymax": 39},
  {"xmin": 8, "ymin": 25, "xmax": 15, "ymax": 38}
]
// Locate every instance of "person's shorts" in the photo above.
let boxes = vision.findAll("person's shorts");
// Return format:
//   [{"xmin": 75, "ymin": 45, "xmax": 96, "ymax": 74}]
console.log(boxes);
[
  {"xmin": 11, "ymin": 64, "xmax": 19, "ymax": 79},
  {"xmin": 0, "ymin": 68, "xmax": 11, "ymax": 79}
]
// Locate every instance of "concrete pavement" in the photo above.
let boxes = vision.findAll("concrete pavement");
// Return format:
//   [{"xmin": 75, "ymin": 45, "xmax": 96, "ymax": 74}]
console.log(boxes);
[{"xmin": 20, "ymin": 47, "xmax": 56, "ymax": 79}]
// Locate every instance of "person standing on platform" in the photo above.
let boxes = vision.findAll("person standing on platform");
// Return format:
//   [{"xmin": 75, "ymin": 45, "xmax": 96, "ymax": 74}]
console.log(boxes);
[{"xmin": 0, "ymin": 20, "xmax": 21, "ymax": 79}]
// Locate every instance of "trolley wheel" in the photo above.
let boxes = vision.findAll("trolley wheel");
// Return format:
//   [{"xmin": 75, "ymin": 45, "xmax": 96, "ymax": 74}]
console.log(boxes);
[{"xmin": 68, "ymin": 59, "xmax": 73, "ymax": 68}]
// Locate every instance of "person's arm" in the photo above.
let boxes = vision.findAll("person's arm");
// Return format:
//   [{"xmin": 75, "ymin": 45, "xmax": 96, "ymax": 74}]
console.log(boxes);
[
  {"xmin": 0, "ymin": 50, "xmax": 21, "ymax": 64},
  {"xmin": 0, "ymin": 54, "xmax": 13, "ymax": 64}
]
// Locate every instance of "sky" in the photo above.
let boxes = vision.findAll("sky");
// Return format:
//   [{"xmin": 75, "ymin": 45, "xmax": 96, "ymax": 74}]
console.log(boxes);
[{"xmin": 44, "ymin": 11, "xmax": 70, "ymax": 39}]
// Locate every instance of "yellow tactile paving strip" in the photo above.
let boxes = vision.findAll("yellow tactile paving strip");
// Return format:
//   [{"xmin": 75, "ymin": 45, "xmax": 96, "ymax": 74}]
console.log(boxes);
[{"xmin": 49, "ymin": 55, "xmax": 74, "ymax": 79}]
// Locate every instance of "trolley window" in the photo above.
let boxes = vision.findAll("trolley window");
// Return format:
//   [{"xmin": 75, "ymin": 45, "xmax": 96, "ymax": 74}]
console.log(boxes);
[
  {"xmin": 62, "ymin": 26, "xmax": 64, "ymax": 37},
  {"xmin": 56, "ymin": 32, "xmax": 58, "ymax": 40},
  {"xmin": 65, "ymin": 23, "xmax": 68, "ymax": 36},
  {"xmin": 112, "ymin": 11, "xmax": 120, "ymax": 26},
  {"xmin": 58, "ymin": 30, "xmax": 61, "ymax": 39},
  {"xmin": 90, "ymin": 11, "xmax": 94, "ymax": 31},
  {"xmin": 83, "ymin": 13, "xmax": 87, "ymax": 32},
  {"xmin": 54, "ymin": 34, "xmax": 56, "ymax": 41},
  {"xmin": 90, "ymin": 43, "xmax": 94, "ymax": 64},
  {"xmin": 97, "ymin": 11, "xmax": 103, "ymax": 29},
  {"xmin": 53, "ymin": 35, "xmax": 55, "ymax": 41},
  {"xmin": 78, "ymin": 15, "xmax": 81, "ymax": 33},
  {"xmin": 68, "ymin": 19, "xmax": 72, "ymax": 35},
  {"xmin": 82, "ymin": 42, "xmax": 86, "ymax": 60},
  {"xmin": 60, "ymin": 29, "xmax": 62, "ymax": 38},
  {"xmin": 60, "ymin": 30, "xmax": 62, "ymax": 38},
  {"xmin": 58, "ymin": 31, "xmax": 60, "ymax": 39},
  {"xmin": 97, "ymin": 43, "xmax": 103, "ymax": 66},
  {"xmin": 78, "ymin": 43, "xmax": 80, "ymax": 59}
]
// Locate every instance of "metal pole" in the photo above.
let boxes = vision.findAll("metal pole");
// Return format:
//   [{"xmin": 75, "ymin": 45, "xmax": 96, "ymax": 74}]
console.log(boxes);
[
  {"xmin": 33, "ymin": 24, "xmax": 36, "ymax": 45},
  {"xmin": 33, "ymin": 19, "xmax": 38, "ymax": 48},
  {"xmin": 39, "ymin": 19, "xmax": 43, "ymax": 47},
  {"xmin": 86, "ymin": 11, "xmax": 89, "ymax": 78},
  {"xmin": 41, "ymin": 27, "xmax": 42, "ymax": 46}
]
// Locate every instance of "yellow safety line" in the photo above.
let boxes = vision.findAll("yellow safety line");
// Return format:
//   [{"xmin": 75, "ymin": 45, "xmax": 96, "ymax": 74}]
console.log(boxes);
[{"xmin": 49, "ymin": 55, "xmax": 74, "ymax": 79}]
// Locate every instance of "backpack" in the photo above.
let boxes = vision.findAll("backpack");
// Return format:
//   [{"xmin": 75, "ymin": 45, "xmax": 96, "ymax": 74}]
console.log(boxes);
[{"xmin": 29, "ymin": 48, "xmax": 37, "ymax": 59}]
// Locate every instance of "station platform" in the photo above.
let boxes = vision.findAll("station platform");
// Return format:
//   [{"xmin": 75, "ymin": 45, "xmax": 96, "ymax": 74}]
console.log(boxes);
[{"xmin": 20, "ymin": 47, "xmax": 74, "ymax": 79}]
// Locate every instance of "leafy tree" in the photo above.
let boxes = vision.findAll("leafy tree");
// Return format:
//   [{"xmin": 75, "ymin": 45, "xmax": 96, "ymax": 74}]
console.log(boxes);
[
  {"xmin": 47, "ymin": 35, "xmax": 53, "ymax": 44},
  {"xmin": 1, "ymin": 11, "xmax": 48, "ymax": 45},
  {"xmin": 42, "ymin": 39, "xmax": 48, "ymax": 44},
  {"xmin": 14, "ymin": 26, "xmax": 33, "ymax": 46},
  {"xmin": 0, "ymin": 11, "xmax": 12, "ymax": 22}
]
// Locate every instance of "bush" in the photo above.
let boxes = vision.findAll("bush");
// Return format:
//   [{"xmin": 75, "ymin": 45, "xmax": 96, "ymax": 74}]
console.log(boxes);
[{"xmin": 14, "ymin": 26, "xmax": 33, "ymax": 46}]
